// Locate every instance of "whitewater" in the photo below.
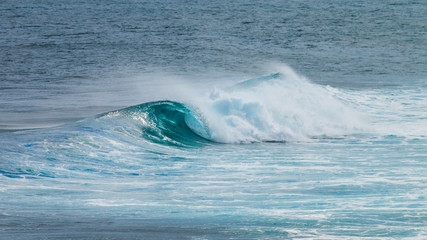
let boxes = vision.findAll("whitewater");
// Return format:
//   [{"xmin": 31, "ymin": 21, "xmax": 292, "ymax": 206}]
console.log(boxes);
[{"xmin": 1, "ymin": 66, "xmax": 426, "ymax": 239}]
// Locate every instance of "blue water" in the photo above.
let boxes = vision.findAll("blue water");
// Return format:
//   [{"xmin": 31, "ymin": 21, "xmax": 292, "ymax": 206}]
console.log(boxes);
[{"xmin": 1, "ymin": 1, "xmax": 426, "ymax": 239}]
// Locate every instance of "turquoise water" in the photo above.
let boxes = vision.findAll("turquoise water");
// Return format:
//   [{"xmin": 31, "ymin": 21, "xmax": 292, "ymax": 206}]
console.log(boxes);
[{"xmin": 1, "ymin": 1, "xmax": 426, "ymax": 239}]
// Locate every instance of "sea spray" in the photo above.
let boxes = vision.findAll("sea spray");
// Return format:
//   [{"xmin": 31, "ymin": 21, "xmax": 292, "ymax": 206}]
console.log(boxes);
[{"xmin": 195, "ymin": 65, "xmax": 366, "ymax": 143}]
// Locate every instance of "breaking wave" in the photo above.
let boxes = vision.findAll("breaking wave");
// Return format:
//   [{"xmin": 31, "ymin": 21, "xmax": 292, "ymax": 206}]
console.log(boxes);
[{"xmin": 96, "ymin": 66, "xmax": 364, "ymax": 145}]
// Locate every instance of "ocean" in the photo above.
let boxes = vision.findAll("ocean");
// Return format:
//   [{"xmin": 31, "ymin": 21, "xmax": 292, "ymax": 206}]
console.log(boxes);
[{"xmin": 1, "ymin": 0, "xmax": 426, "ymax": 239}]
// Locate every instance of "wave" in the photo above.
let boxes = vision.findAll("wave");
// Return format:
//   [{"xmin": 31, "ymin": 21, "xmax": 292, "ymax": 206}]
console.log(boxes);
[
  {"xmin": 98, "ymin": 101, "xmax": 211, "ymax": 147},
  {"xmin": 96, "ymin": 66, "xmax": 365, "ymax": 145}
]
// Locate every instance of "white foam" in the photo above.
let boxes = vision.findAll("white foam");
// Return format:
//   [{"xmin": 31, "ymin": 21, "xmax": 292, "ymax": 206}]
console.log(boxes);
[{"xmin": 194, "ymin": 65, "xmax": 366, "ymax": 143}]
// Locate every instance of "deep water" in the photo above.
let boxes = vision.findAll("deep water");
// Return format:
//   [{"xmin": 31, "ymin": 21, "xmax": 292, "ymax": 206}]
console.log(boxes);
[{"xmin": 1, "ymin": 0, "xmax": 426, "ymax": 239}]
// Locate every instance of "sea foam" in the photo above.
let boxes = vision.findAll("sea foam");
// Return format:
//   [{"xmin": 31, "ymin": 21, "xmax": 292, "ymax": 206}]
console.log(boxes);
[{"xmin": 192, "ymin": 65, "xmax": 365, "ymax": 143}]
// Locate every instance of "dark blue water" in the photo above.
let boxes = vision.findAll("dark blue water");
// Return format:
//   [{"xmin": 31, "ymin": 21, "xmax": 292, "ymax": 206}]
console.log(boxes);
[{"xmin": 1, "ymin": 1, "xmax": 426, "ymax": 239}]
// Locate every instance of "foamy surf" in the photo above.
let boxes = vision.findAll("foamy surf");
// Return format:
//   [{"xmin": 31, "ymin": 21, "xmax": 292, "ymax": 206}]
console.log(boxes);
[{"xmin": 196, "ymin": 65, "xmax": 366, "ymax": 143}]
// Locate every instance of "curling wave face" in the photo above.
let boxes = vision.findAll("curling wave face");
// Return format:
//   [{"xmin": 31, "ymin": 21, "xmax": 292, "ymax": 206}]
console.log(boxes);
[{"xmin": 97, "ymin": 101, "xmax": 212, "ymax": 147}]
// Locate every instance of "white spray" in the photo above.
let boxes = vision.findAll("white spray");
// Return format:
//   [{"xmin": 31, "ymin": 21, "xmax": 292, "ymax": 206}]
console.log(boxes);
[{"xmin": 192, "ymin": 65, "xmax": 365, "ymax": 143}]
